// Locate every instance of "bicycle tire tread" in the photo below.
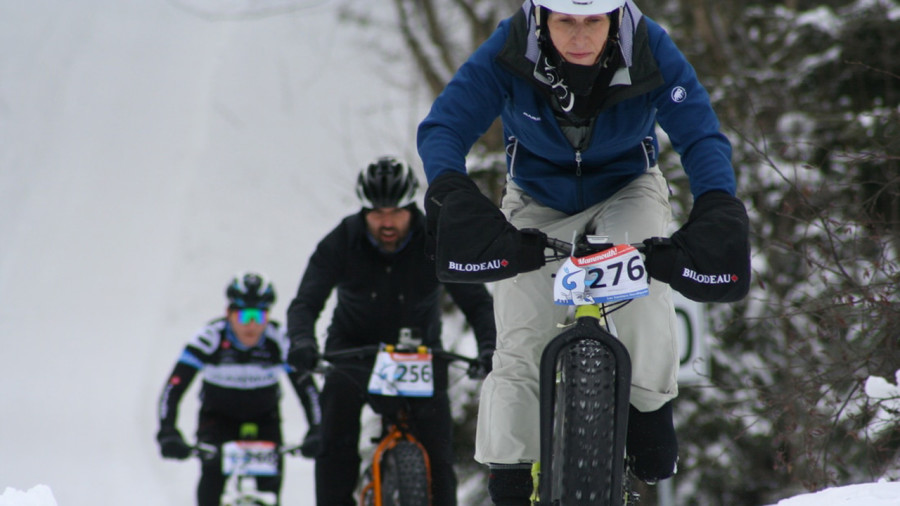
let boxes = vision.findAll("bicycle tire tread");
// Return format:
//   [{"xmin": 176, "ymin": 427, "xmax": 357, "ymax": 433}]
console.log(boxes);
[
  {"xmin": 380, "ymin": 440, "xmax": 430, "ymax": 506},
  {"xmin": 552, "ymin": 338, "xmax": 619, "ymax": 505}
]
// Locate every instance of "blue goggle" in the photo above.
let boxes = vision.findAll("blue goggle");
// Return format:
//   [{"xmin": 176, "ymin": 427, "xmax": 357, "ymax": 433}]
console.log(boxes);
[{"xmin": 236, "ymin": 308, "xmax": 268, "ymax": 325}]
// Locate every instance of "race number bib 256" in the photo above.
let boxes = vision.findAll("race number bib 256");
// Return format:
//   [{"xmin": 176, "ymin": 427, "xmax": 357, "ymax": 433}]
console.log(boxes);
[
  {"xmin": 368, "ymin": 348, "xmax": 434, "ymax": 397},
  {"xmin": 554, "ymin": 244, "xmax": 649, "ymax": 305}
]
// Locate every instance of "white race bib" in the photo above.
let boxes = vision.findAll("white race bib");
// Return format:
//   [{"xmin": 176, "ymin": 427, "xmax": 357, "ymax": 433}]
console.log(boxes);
[
  {"xmin": 221, "ymin": 441, "xmax": 279, "ymax": 477},
  {"xmin": 367, "ymin": 347, "xmax": 434, "ymax": 397},
  {"xmin": 554, "ymin": 244, "xmax": 649, "ymax": 305}
]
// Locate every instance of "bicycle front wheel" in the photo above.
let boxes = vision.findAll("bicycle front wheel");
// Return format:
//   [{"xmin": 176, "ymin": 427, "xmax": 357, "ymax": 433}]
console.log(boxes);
[
  {"xmin": 551, "ymin": 338, "xmax": 621, "ymax": 505},
  {"xmin": 379, "ymin": 439, "xmax": 431, "ymax": 506}
]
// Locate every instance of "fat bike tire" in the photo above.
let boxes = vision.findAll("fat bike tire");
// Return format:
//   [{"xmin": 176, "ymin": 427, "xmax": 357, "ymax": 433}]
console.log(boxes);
[
  {"xmin": 539, "ymin": 317, "xmax": 631, "ymax": 506},
  {"xmin": 379, "ymin": 439, "xmax": 430, "ymax": 506},
  {"xmin": 552, "ymin": 338, "xmax": 618, "ymax": 504}
]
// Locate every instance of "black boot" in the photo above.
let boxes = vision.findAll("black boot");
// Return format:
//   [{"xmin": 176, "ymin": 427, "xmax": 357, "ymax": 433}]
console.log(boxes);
[
  {"xmin": 488, "ymin": 465, "xmax": 532, "ymax": 506},
  {"xmin": 626, "ymin": 401, "xmax": 678, "ymax": 484}
]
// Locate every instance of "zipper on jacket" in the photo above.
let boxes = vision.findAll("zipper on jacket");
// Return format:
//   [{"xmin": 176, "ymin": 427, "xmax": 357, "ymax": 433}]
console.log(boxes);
[
  {"xmin": 575, "ymin": 149, "xmax": 585, "ymax": 210},
  {"xmin": 506, "ymin": 136, "xmax": 519, "ymax": 178},
  {"xmin": 641, "ymin": 136, "xmax": 673, "ymax": 196},
  {"xmin": 641, "ymin": 136, "xmax": 656, "ymax": 169}
]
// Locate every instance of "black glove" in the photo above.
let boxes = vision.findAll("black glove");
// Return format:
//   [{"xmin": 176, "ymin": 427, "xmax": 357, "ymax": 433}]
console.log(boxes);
[
  {"xmin": 287, "ymin": 339, "xmax": 319, "ymax": 372},
  {"xmin": 468, "ymin": 347, "xmax": 495, "ymax": 380},
  {"xmin": 425, "ymin": 171, "xmax": 546, "ymax": 283},
  {"xmin": 300, "ymin": 424, "xmax": 323, "ymax": 458},
  {"xmin": 643, "ymin": 191, "xmax": 750, "ymax": 303},
  {"xmin": 157, "ymin": 427, "xmax": 192, "ymax": 460}
]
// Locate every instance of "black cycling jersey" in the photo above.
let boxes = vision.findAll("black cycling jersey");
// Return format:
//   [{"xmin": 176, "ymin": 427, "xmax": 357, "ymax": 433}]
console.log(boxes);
[
  {"xmin": 157, "ymin": 316, "xmax": 321, "ymax": 506},
  {"xmin": 158, "ymin": 318, "xmax": 315, "ymax": 426}
]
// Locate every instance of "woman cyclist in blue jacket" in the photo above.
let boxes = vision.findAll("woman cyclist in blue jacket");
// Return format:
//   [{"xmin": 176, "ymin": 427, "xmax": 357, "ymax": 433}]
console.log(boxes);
[{"xmin": 418, "ymin": 1, "xmax": 750, "ymax": 504}]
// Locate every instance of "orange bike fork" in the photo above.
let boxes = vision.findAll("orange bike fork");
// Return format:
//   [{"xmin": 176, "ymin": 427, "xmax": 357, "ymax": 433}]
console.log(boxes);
[{"xmin": 361, "ymin": 426, "xmax": 432, "ymax": 506}]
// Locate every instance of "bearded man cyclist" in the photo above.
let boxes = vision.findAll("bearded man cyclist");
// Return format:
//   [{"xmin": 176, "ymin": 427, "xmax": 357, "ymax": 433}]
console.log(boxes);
[{"xmin": 286, "ymin": 156, "xmax": 497, "ymax": 506}]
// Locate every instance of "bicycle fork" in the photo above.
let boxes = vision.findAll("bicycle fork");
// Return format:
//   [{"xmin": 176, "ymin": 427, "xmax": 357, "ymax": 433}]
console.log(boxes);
[
  {"xmin": 533, "ymin": 304, "xmax": 632, "ymax": 506},
  {"xmin": 361, "ymin": 426, "xmax": 433, "ymax": 506}
]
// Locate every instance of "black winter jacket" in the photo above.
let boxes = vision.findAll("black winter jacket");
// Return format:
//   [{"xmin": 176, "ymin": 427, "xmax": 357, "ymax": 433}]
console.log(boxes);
[{"xmin": 286, "ymin": 208, "xmax": 496, "ymax": 353}]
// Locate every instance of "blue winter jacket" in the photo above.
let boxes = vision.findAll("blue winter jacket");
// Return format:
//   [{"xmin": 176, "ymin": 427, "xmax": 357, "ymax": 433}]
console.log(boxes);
[{"xmin": 417, "ymin": 1, "xmax": 735, "ymax": 215}]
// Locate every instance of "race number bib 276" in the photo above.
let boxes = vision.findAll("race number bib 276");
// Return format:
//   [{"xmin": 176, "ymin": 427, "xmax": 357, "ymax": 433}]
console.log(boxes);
[
  {"xmin": 554, "ymin": 244, "xmax": 649, "ymax": 306},
  {"xmin": 368, "ymin": 348, "xmax": 434, "ymax": 397}
]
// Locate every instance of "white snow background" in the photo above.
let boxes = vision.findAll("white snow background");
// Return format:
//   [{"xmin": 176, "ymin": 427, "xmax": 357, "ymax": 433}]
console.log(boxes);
[
  {"xmin": 1, "ymin": 0, "xmax": 422, "ymax": 504},
  {"xmin": 1, "ymin": 0, "xmax": 899, "ymax": 505}
]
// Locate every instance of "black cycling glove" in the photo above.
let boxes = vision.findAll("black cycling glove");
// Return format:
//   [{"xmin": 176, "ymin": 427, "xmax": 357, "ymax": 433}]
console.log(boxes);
[
  {"xmin": 157, "ymin": 427, "xmax": 192, "ymax": 460},
  {"xmin": 287, "ymin": 339, "xmax": 319, "ymax": 372}
]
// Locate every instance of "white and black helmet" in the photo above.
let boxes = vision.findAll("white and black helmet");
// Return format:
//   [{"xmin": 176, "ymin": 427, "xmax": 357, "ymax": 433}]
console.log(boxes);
[
  {"xmin": 226, "ymin": 271, "xmax": 276, "ymax": 309},
  {"xmin": 532, "ymin": 0, "xmax": 625, "ymax": 15},
  {"xmin": 532, "ymin": 0, "xmax": 626, "ymax": 61},
  {"xmin": 356, "ymin": 156, "xmax": 419, "ymax": 209}
]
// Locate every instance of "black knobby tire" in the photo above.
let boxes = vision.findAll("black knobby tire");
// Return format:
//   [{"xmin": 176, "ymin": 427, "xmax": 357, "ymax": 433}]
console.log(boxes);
[
  {"xmin": 551, "ymin": 338, "xmax": 619, "ymax": 505},
  {"xmin": 379, "ymin": 439, "xmax": 430, "ymax": 506}
]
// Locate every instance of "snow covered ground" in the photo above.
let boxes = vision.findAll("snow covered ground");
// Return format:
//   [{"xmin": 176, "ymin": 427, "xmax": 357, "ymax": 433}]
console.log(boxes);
[
  {"xmin": 1, "ymin": 0, "xmax": 898, "ymax": 505},
  {"xmin": 5, "ymin": 480, "xmax": 900, "ymax": 506}
]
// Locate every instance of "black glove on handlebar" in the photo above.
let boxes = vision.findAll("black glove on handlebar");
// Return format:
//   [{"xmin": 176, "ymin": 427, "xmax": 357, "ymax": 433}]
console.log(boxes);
[
  {"xmin": 300, "ymin": 424, "xmax": 323, "ymax": 458},
  {"xmin": 287, "ymin": 340, "xmax": 319, "ymax": 372},
  {"xmin": 643, "ymin": 191, "xmax": 750, "ymax": 302},
  {"xmin": 425, "ymin": 171, "xmax": 546, "ymax": 283},
  {"xmin": 157, "ymin": 427, "xmax": 192, "ymax": 460},
  {"xmin": 475, "ymin": 348, "xmax": 495, "ymax": 379}
]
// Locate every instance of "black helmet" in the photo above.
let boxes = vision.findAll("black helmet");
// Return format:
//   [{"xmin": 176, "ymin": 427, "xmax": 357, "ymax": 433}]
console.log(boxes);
[
  {"xmin": 355, "ymin": 156, "xmax": 419, "ymax": 209},
  {"xmin": 226, "ymin": 272, "xmax": 276, "ymax": 309}
]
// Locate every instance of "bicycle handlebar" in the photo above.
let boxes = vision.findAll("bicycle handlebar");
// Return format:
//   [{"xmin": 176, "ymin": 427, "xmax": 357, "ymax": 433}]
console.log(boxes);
[
  {"xmin": 192, "ymin": 441, "xmax": 305, "ymax": 459},
  {"xmin": 544, "ymin": 235, "xmax": 651, "ymax": 259},
  {"xmin": 321, "ymin": 345, "xmax": 477, "ymax": 363},
  {"xmin": 318, "ymin": 344, "xmax": 485, "ymax": 380}
]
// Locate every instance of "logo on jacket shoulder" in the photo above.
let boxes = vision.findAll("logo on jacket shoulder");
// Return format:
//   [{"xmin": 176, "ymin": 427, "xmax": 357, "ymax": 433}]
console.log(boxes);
[
  {"xmin": 670, "ymin": 86, "xmax": 687, "ymax": 103},
  {"xmin": 523, "ymin": 112, "xmax": 542, "ymax": 121},
  {"xmin": 448, "ymin": 259, "xmax": 510, "ymax": 273},
  {"xmin": 681, "ymin": 267, "xmax": 738, "ymax": 285}
]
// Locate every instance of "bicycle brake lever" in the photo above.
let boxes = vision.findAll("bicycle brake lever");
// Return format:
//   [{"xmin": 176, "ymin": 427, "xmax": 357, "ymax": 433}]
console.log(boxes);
[{"xmin": 194, "ymin": 442, "xmax": 218, "ymax": 461}]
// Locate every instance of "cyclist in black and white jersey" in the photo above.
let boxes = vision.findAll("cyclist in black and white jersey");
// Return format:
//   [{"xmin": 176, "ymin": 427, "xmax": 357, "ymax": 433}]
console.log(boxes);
[{"xmin": 156, "ymin": 272, "xmax": 322, "ymax": 506}]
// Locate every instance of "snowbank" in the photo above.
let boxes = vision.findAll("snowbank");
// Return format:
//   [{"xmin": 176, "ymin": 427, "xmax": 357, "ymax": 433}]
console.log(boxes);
[
  {"xmin": 769, "ymin": 480, "xmax": 900, "ymax": 505},
  {"xmin": 0, "ymin": 486, "xmax": 57, "ymax": 506}
]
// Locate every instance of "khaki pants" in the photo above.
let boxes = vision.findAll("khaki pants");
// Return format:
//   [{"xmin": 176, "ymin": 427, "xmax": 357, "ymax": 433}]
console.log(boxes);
[{"xmin": 474, "ymin": 168, "xmax": 680, "ymax": 465}]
